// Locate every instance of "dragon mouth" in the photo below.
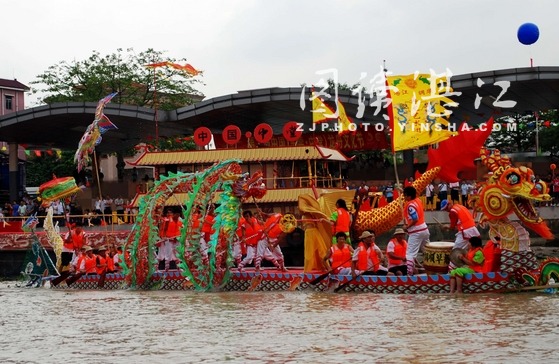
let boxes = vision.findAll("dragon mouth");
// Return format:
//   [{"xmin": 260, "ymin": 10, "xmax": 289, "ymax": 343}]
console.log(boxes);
[{"xmin": 512, "ymin": 196, "xmax": 542, "ymax": 223}]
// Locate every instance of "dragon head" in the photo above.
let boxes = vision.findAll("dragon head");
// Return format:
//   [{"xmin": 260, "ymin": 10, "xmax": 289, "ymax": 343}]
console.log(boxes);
[
  {"xmin": 231, "ymin": 171, "xmax": 267, "ymax": 200},
  {"xmin": 478, "ymin": 147, "xmax": 553, "ymax": 239}
]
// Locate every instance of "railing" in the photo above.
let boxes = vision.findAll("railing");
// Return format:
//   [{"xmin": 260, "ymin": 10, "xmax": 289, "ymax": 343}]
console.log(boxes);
[{"xmin": 0, "ymin": 212, "xmax": 137, "ymax": 231}]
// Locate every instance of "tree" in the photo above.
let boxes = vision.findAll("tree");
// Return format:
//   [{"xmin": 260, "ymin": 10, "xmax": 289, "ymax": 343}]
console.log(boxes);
[
  {"xmin": 25, "ymin": 151, "xmax": 77, "ymax": 186},
  {"xmin": 538, "ymin": 110, "xmax": 559, "ymax": 160},
  {"xmin": 31, "ymin": 48, "xmax": 204, "ymax": 110},
  {"xmin": 485, "ymin": 114, "xmax": 536, "ymax": 153}
]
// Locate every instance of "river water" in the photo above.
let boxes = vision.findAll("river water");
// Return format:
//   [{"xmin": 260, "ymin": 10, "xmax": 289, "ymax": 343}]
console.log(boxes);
[{"xmin": 1, "ymin": 281, "xmax": 558, "ymax": 364}]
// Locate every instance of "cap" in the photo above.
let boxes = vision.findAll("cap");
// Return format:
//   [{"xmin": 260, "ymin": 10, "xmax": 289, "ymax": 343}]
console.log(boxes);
[
  {"xmin": 393, "ymin": 228, "xmax": 406, "ymax": 236},
  {"xmin": 97, "ymin": 245, "xmax": 107, "ymax": 251},
  {"xmin": 358, "ymin": 231, "xmax": 374, "ymax": 239},
  {"xmin": 83, "ymin": 246, "xmax": 92, "ymax": 252},
  {"xmin": 440, "ymin": 199, "xmax": 449, "ymax": 211}
]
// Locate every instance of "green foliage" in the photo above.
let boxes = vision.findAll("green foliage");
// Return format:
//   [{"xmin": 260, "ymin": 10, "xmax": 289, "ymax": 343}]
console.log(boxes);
[
  {"xmin": 486, "ymin": 110, "xmax": 559, "ymax": 156},
  {"xmin": 31, "ymin": 48, "xmax": 204, "ymax": 110},
  {"xmin": 25, "ymin": 151, "xmax": 76, "ymax": 186}
]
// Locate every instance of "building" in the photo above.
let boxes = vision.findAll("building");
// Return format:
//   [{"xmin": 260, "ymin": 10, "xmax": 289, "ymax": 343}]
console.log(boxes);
[{"xmin": 0, "ymin": 78, "xmax": 29, "ymax": 202}]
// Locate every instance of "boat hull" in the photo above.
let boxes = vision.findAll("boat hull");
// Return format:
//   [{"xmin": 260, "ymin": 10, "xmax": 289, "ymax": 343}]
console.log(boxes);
[{"xmin": 45, "ymin": 269, "xmax": 517, "ymax": 294}]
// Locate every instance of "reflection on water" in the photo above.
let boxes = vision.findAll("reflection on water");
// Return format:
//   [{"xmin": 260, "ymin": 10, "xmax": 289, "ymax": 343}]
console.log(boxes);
[{"xmin": 1, "ymin": 281, "xmax": 559, "ymax": 363}]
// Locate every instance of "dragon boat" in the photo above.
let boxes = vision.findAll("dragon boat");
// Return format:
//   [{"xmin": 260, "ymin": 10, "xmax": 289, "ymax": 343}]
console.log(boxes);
[{"xmin": 36, "ymin": 148, "xmax": 559, "ymax": 294}]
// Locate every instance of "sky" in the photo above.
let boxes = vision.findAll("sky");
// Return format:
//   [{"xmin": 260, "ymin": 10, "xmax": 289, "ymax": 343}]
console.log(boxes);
[{"xmin": 2, "ymin": 0, "xmax": 558, "ymax": 108}]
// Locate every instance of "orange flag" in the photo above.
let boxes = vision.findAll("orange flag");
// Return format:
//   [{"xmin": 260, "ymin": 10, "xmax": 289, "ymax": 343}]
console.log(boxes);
[{"xmin": 145, "ymin": 61, "xmax": 201, "ymax": 76}]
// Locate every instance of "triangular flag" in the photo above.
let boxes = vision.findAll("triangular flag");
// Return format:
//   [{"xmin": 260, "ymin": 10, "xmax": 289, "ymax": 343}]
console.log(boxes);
[
  {"xmin": 311, "ymin": 92, "xmax": 336, "ymax": 124},
  {"xmin": 336, "ymin": 100, "xmax": 353, "ymax": 135}
]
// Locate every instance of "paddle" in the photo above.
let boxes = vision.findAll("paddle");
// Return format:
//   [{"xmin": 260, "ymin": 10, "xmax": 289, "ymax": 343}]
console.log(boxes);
[
  {"xmin": 334, "ymin": 265, "xmax": 377, "ymax": 293},
  {"xmin": 65, "ymin": 272, "xmax": 84, "ymax": 286},
  {"xmin": 51, "ymin": 271, "xmax": 71, "ymax": 287},
  {"xmin": 98, "ymin": 271, "xmax": 107, "ymax": 288},
  {"xmin": 309, "ymin": 257, "xmax": 353, "ymax": 285},
  {"xmin": 503, "ymin": 283, "xmax": 559, "ymax": 293}
]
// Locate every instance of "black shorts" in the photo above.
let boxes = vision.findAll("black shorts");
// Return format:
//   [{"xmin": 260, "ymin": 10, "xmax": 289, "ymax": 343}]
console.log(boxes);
[
  {"xmin": 388, "ymin": 265, "xmax": 407, "ymax": 275},
  {"xmin": 61, "ymin": 252, "xmax": 73, "ymax": 267}
]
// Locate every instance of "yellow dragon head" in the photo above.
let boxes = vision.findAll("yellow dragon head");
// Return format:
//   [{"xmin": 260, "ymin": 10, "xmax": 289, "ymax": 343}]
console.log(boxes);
[{"xmin": 478, "ymin": 147, "xmax": 553, "ymax": 239}]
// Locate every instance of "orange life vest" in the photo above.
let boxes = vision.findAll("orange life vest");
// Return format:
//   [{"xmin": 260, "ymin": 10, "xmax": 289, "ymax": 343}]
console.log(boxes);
[
  {"xmin": 467, "ymin": 247, "xmax": 485, "ymax": 273},
  {"xmin": 450, "ymin": 204, "xmax": 476, "ymax": 231},
  {"xmin": 84, "ymin": 255, "xmax": 97, "ymax": 274},
  {"xmin": 202, "ymin": 214, "xmax": 215, "ymax": 241},
  {"xmin": 356, "ymin": 242, "xmax": 380, "ymax": 271},
  {"xmin": 192, "ymin": 212, "xmax": 201, "ymax": 229},
  {"xmin": 96, "ymin": 255, "xmax": 107, "ymax": 275},
  {"xmin": 165, "ymin": 219, "xmax": 182, "ymax": 238},
  {"xmin": 265, "ymin": 214, "xmax": 283, "ymax": 239},
  {"xmin": 404, "ymin": 198, "xmax": 426, "ymax": 231},
  {"xmin": 330, "ymin": 244, "xmax": 352, "ymax": 269},
  {"xmin": 106, "ymin": 253, "xmax": 115, "ymax": 272},
  {"xmin": 387, "ymin": 238, "xmax": 407, "ymax": 266},
  {"xmin": 243, "ymin": 217, "xmax": 261, "ymax": 246},
  {"xmin": 482, "ymin": 241, "xmax": 501, "ymax": 273},
  {"xmin": 334, "ymin": 208, "xmax": 351, "ymax": 233}
]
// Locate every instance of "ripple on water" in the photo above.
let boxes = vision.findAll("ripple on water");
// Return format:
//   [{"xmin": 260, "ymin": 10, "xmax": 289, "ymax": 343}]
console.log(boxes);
[{"xmin": 1, "ymin": 282, "xmax": 559, "ymax": 363}]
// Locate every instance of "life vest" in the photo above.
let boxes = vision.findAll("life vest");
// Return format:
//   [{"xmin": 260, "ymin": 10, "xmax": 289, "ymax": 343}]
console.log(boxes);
[
  {"xmin": 450, "ymin": 204, "xmax": 476, "ymax": 231},
  {"xmin": 165, "ymin": 219, "xmax": 182, "ymax": 238},
  {"xmin": 84, "ymin": 255, "xmax": 97, "ymax": 274},
  {"xmin": 387, "ymin": 238, "xmax": 407, "ymax": 266},
  {"xmin": 202, "ymin": 214, "xmax": 215, "ymax": 241},
  {"xmin": 96, "ymin": 255, "xmax": 107, "ymax": 275},
  {"xmin": 191, "ymin": 212, "xmax": 201, "ymax": 229},
  {"xmin": 330, "ymin": 244, "xmax": 352, "ymax": 270},
  {"xmin": 264, "ymin": 214, "xmax": 283, "ymax": 239},
  {"xmin": 482, "ymin": 241, "xmax": 502, "ymax": 273},
  {"xmin": 356, "ymin": 242, "xmax": 380, "ymax": 271},
  {"xmin": 334, "ymin": 208, "xmax": 351, "ymax": 233},
  {"xmin": 243, "ymin": 217, "xmax": 261, "ymax": 246},
  {"xmin": 106, "ymin": 253, "xmax": 115, "ymax": 272},
  {"xmin": 404, "ymin": 198, "xmax": 426, "ymax": 233},
  {"xmin": 467, "ymin": 247, "xmax": 485, "ymax": 273}
]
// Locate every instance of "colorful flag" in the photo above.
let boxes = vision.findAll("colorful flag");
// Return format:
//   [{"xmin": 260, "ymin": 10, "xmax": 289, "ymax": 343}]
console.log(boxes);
[
  {"xmin": 98, "ymin": 116, "xmax": 118, "ymax": 134},
  {"xmin": 311, "ymin": 92, "xmax": 336, "ymax": 124},
  {"xmin": 336, "ymin": 100, "xmax": 353, "ymax": 135},
  {"xmin": 387, "ymin": 74, "xmax": 457, "ymax": 152},
  {"xmin": 145, "ymin": 61, "xmax": 201, "ymax": 76}
]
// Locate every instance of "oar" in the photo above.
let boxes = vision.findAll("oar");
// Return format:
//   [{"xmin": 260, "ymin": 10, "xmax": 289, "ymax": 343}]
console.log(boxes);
[
  {"xmin": 65, "ymin": 272, "xmax": 84, "ymax": 286},
  {"xmin": 98, "ymin": 270, "xmax": 107, "ymax": 288},
  {"xmin": 309, "ymin": 257, "xmax": 353, "ymax": 285},
  {"xmin": 51, "ymin": 271, "xmax": 71, "ymax": 287},
  {"xmin": 503, "ymin": 283, "xmax": 559, "ymax": 293},
  {"xmin": 334, "ymin": 265, "xmax": 376, "ymax": 293}
]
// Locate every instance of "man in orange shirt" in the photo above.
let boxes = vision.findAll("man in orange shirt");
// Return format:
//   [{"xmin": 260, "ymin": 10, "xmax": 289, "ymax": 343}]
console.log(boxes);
[
  {"xmin": 440, "ymin": 199, "xmax": 480, "ymax": 250},
  {"xmin": 237, "ymin": 210, "xmax": 261, "ymax": 272},
  {"xmin": 403, "ymin": 186, "xmax": 430, "ymax": 275}
]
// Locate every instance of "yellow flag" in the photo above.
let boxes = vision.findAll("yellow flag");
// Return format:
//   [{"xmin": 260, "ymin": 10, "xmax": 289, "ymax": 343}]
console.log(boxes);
[
  {"xmin": 387, "ymin": 74, "xmax": 457, "ymax": 152},
  {"xmin": 311, "ymin": 93, "xmax": 336, "ymax": 124},
  {"xmin": 336, "ymin": 100, "xmax": 353, "ymax": 135}
]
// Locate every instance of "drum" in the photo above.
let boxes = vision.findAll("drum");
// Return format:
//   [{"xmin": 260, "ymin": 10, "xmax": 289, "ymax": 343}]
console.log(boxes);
[{"xmin": 423, "ymin": 242, "xmax": 455, "ymax": 274}]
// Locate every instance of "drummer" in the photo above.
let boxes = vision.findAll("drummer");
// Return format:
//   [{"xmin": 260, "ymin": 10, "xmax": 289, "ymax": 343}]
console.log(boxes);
[
  {"xmin": 440, "ymin": 199, "xmax": 481, "ymax": 273},
  {"xmin": 440, "ymin": 199, "xmax": 480, "ymax": 250}
]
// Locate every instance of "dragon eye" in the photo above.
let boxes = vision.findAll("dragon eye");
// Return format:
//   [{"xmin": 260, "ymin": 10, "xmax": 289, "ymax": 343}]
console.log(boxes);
[
  {"xmin": 506, "ymin": 172, "xmax": 520, "ymax": 185},
  {"xmin": 535, "ymin": 182, "xmax": 544, "ymax": 193}
]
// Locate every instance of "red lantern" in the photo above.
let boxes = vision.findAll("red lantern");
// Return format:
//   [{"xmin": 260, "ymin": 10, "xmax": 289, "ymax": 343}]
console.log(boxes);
[
  {"xmin": 282, "ymin": 121, "xmax": 302, "ymax": 142},
  {"xmin": 193, "ymin": 127, "xmax": 212, "ymax": 147},
  {"xmin": 254, "ymin": 123, "xmax": 273, "ymax": 144},
  {"xmin": 551, "ymin": 164, "xmax": 557, "ymax": 171},
  {"xmin": 222, "ymin": 125, "xmax": 241, "ymax": 145},
  {"xmin": 544, "ymin": 120, "xmax": 551, "ymax": 128}
]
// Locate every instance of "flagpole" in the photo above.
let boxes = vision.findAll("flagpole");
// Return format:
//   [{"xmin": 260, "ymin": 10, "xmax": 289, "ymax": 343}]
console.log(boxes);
[{"xmin": 153, "ymin": 66, "xmax": 159, "ymax": 142}]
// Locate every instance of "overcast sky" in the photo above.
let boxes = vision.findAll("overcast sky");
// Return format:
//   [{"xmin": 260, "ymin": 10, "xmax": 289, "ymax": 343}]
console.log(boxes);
[{"xmin": 2, "ymin": 0, "xmax": 558, "ymax": 108}]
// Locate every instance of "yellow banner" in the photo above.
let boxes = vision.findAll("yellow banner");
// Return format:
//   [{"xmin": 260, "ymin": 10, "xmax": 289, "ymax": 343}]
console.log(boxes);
[{"xmin": 388, "ymin": 74, "xmax": 457, "ymax": 151}]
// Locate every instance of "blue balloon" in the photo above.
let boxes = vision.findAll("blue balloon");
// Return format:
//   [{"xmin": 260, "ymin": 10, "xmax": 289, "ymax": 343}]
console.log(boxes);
[{"xmin": 517, "ymin": 23, "xmax": 539, "ymax": 45}]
